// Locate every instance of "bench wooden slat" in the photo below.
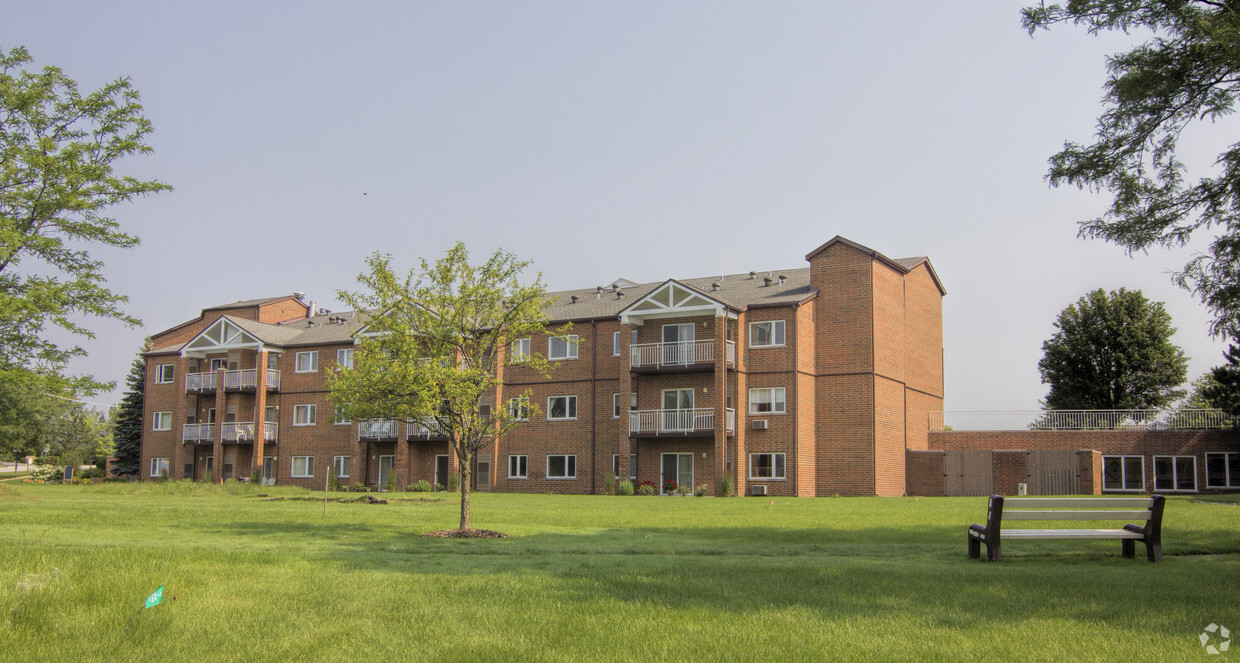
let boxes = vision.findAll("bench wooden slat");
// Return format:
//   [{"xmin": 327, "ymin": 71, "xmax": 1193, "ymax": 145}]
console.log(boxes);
[
  {"xmin": 1002, "ymin": 510, "xmax": 1152, "ymax": 521},
  {"xmin": 1001, "ymin": 529, "xmax": 1143, "ymax": 539},
  {"xmin": 1003, "ymin": 498, "xmax": 1153, "ymax": 509}
]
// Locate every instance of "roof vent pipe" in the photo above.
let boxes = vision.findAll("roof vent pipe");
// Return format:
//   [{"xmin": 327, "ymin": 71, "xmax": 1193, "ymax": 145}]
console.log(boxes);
[
  {"xmin": 571, "ymin": 295, "xmax": 579, "ymax": 304},
  {"xmin": 293, "ymin": 292, "xmax": 305, "ymax": 300},
  {"xmin": 711, "ymin": 282, "xmax": 721, "ymax": 291},
  {"xmin": 616, "ymin": 290, "xmax": 624, "ymax": 299},
  {"xmin": 763, "ymin": 277, "xmax": 772, "ymax": 287},
  {"xmin": 749, "ymin": 271, "xmax": 757, "ymax": 280},
  {"xmin": 778, "ymin": 275, "xmax": 786, "ymax": 285},
  {"xmin": 307, "ymin": 301, "xmax": 316, "ymax": 318}
]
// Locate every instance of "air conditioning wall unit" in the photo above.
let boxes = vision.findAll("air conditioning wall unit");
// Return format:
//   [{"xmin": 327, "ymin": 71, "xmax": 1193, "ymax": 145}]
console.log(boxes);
[
  {"xmin": 751, "ymin": 485, "xmax": 767, "ymax": 496},
  {"xmin": 751, "ymin": 420, "xmax": 769, "ymax": 430}
]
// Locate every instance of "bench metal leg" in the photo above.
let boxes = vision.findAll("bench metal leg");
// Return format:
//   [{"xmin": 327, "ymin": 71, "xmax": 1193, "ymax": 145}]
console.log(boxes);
[{"xmin": 1122, "ymin": 539, "xmax": 1134, "ymax": 559}]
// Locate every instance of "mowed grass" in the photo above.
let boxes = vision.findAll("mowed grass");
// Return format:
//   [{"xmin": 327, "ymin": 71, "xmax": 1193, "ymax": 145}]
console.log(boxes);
[{"xmin": 2, "ymin": 483, "xmax": 1238, "ymax": 662}]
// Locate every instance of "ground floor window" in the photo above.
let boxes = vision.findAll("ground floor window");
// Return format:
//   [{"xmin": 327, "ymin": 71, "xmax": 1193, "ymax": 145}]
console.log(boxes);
[
  {"xmin": 1154, "ymin": 456, "xmax": 1197, "ymax": 492},
  {"xmin": 508, "ymin": 455, "xmax": 527, "ymax": 479},
  {"xmin": 750, "ymin": 453, "xmax": 786, "ymax": 480},
  {"xmin": 547, "ymin": 454, "xmax": 576, "ymax": 479},
  {"xmin": 149, "ymin": 457, "xmax": 169, "ymax": 478},
  {"xmin": 1206, "ymin": 452, "xmax": 1240, "ymax": 489},
  {"xmin": 612, "ymin": 453, "xmax": 620, "ymax": 479},
  {"xmin": 1102, "ymin": 455, "xmax": 1144, "ymax": 492},
  {"xmin": 332, "ymin": 455, "xmax": 351, "ymax": 478},
  {"xmin": 610, "ymin": 453, "xmax": 636, "ymax": 480},
  {"xmin": 291, "ymin": 456, "xmax": 314, "ymax": 478}
]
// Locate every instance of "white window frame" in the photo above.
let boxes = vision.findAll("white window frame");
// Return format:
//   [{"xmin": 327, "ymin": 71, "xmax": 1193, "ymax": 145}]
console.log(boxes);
[
  {"xmin": 508, "ymin": 455, "xmax": 528, "ymax": 479},
  {"xmin": 293, "ymin": 404, "xmax": 317, "ymax": 427},
  {"xmin": 209, "ymin": 358, "xmax": 228, "ymax": 371},
  {"xmin": 613, "ymin": 393, "xmax": 622, "ymax": 419},
  {"xmin": 612, "ymin": 453, "xmax": 620, "ymax": 479},
  {"xmin": 548, "ymin": 335, "xmax": 579, "ymax": 361},
  {"xmin": 547, "ymin": 395, "xmax": 577, "ymax": 421},
  {"xmin": 749, "ymin": 320, "xmax": 786, "ymax": 348},
  {"xmin": 291, "ymin": 456, "xmax": 314, "ymax": 478},
  {"xmin": 1153, "ymin": 455, "xmax": 1197, "ymax": 492},
  {"xmin": 333, "ymin": 405, "xmax": 351, "ymax": 425},
  {"xmin": 613, "ymin": 331, "xmax": 622, "ymax": 357},
  {"xmin": 510, "ymin": 338, "xmax": 530, "ymax": 363},
  {"xmin": 332, "ymin": 455, "xmax": 351, "ymax": 478},
  {"xmin": 748, "ymin": 387, "xmax": 787, "ymax": 414},
  {"xmin": 152, "ymin": 411, "xmax": 172, "ymax": 431},
  {"xmin": 546, "ymin": 454, "xmax": 577, "ymax": 479},
  {"xmin": 149, "ymin": 457, "xmax": 170, "ymax": 478},
  {"xmin": 1102, "ymin": 455, "xmax": 1145, "ymax": 492},
  {"xmin": 155, "ymin": 364, "xmax": 174, "ymax": 384},
  {"xmin": 629, "ymin": 453, "xmax": 637, "ymax": 480},
  {"xmin": 295, "ymin": 351, "xmax": 318, "ymax": 373},
  {"xmin": 507, "ymin": 397, "xmax": 530, "ymax": 422},
  {"xmin": 336, "ymin": 348, "xmax": 354, "ymax": 370},
  {"xmin": 750, "ymin": 453, "xmax": 787, "ymax": 480},
  {"xmin": 1205, "ymin": 452, "xmax": 1240, "ymax": 489}
]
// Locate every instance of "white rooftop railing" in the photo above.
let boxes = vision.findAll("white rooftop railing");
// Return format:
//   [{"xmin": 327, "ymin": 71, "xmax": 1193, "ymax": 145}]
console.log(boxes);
[{"xmin": 929, "ymin": 409, "xmax": 1231, "ymax": 432}]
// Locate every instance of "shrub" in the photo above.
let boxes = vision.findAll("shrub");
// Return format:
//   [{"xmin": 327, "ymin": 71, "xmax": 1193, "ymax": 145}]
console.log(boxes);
[
  {"xmin": 603, "ymin": 475, "xmax": 616, "ymax": 495},
  {"xmin": 202, "ymin": 469, "xmax": 212, "ymax": 484},
  {"xmin": 434, "ymin": 483, "xmax": 445, "ymax": 492},
  {"xmin": 447, "ymin": 473, "xmax": 458, "ymax": 492},
  {"xmin": 719, "ymin": 476, "xmax": 732, "ymax": 497},
  {"xmin": 328, "ymin": 466, "xmax": 339, "ymax": 492},
  {"xmin": 410, "ymin": 479, "xmax": 432, "ymax": 492},
  {"xmin": 385, "ymin": 475, "xmax": 397, "ymax": 492},
  {"xmin": 30, "ymin": 463, "xmax": 63, "ymax": 482},
  {"xmin": 636, "ymin": 481, "xmax": 656, "ymax": 496},
  {"xmin": 695, "ymin": 484, "xmax": 706, "ymax": 497},
  {"xmin": 664, "ymin": 479, "xmax": 678, "ymax": 494},
  {"xmin": 675, "ymin": 484, "xmax": 691, "ymax": 496},
  {"xmin": 78, "ymin": 467, "xmax": 105, "ymax": 480},
  {"xmin": 350, "ymin": 481, "xmax": 368, "ymax": 493},
  {"xmin": 617, "ymin": 480, "xmax": 634, "ymax": 496}
]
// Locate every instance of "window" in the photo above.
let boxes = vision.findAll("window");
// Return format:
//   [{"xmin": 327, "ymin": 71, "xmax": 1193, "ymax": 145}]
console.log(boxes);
[
  {"xmin": 1206, "ymin": 452, "xmax": 1240, "ymax": 488},
  {"xmin": 291, "ymin": 456, "xmax": 314, "ymax": 478},
  {"xmin": 629, "ymin": 453, "xmax": 636, "ymax": 480},
  {"xmin": 268, "ymin": 353, "xmax": 279, "ymax": 370},
  {"xmin": 152, "ymin": 411, "xmax": 172, "ymax": 431},
  {"xmin": 333, "ymin": 405, "xmax": 350, "ymax": 425},
  {"xmin": 332, "ymin": 455, "xmax": 351, "ymax": 478},
  {"xmin": 295, "ymin": 351, "xmax": 318, "ymax": 373},
  {"xmin": 149, "ymin": 457, "xmax": 169, "ymax": 478},
  {"xmin": 547, "ymin": 395, "xmax": 577, "ymax": 420},
  {"xmin": 613, "ymin": 393, "xmax": 622, "ymax": 419},
  {"xmin": 548, "ymin": 335, "xmax": 579, "ymax": 360},
  {"xmin": 1154, "ymin": 456, "xmax": 1197, "ymax": 492},
  {"xmin": 508, "ymin": 455, "xmax": 527, "ymax": 479},
  {"xmin": 511, "ymin": 338, "xmax": 530, "ymax": 362},
  {"xmin": 547, "ymin": 454, "xmax": 576, "ymax": 479},
  {"xmin": 750, "ymin": 320, "xmax": 786, "ymax": 347},
  {"xmin": 155, "ymin": 364, "xmax": 174, "ymax": 384},
  {"xmin": 749, "ymin": 387, "xmax": 787, "ymax": 414},
  {"xmin": 507, "ymin": 397, "xmax": 529, "ymax": 421},
  {"xmin": 336, "ymin": 348, "xmax": 354, "ymax": 369},
  {"xmin": 750, "ymin": 453, "xmax": 787, "ymax": 480},
  {"xmin": 293, "ymin": 404, "xmax": 317, "ymax": 426},
  {"xmin": 1102, "ymin": 456, "xmax": 1145, "ymax": 491},
  {"xmin": 608, "ymin": 454, "xmax": 637, "ymax": 481},
  {"xmin": 210, "ymin": 358, "xmax": 228, "ymax": 371},
  {"xmin": 613, "ymin": 331, "xmax": 622, "ymax": 356},
  {"xmin": 612, "ymin": 454, "xmax": 620, "ymax": 478}
]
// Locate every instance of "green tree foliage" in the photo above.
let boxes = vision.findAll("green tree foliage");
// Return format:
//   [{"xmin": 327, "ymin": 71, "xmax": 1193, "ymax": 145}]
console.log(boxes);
[
  {"xmin": 1023, "ymin": 2, "xmax": 1240, "ymax": 336},
  {"xmin": 0, "ymin": 45, "xmax": 169, "ymax": 390},
  {"xmin": 110, "ymin": 351, "xmax": 146, "ymax": 476},
  {"xmin": 0, "ymin": 369, "xmax": 61, "ymax": 461},
  {"xmin": 1038, "ymin": 288, "xmax": 1189, "ymax": 410},
  {"xmin": 330, "ymin": 243, "xmax": 559, "ymax": 531},
  {"xmin": 47, "ymin": 402, "xmax": 111, "ymax": 469},
  {"xmin": 1201, "ymin": 342, "xmax": 1240, "ymax": 419}
]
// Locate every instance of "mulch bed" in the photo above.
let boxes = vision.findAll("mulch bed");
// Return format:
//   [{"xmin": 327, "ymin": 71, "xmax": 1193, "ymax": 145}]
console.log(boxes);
[{"xmin": 421, "ymin": 528, "xmax": 508, "ymax": 539}]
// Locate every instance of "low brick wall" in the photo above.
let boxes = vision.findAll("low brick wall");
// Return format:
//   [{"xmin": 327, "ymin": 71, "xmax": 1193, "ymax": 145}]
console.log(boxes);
[{"xmin": 905, "ymin": 450, "xmax": 945, "ymax": 496}]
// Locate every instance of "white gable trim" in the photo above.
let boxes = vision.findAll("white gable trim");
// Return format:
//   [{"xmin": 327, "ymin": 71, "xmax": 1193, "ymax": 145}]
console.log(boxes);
[
  {"xmin": 181, "ymin": 317, "xmax": 272, "ymax": 358},
  {"xmin": 618, "ymin": 280, "xmax": 732, "ymax": 325}
]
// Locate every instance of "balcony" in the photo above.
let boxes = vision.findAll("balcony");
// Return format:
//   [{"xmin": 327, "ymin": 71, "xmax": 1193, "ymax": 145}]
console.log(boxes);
[
  {"xmin": 629, "ymin": 340, "xmax": 735, "ymax": 373},
  {"xmin": 359, "ymin": 419, "xmax": 400, "ymax": 441},
  {"xmin": 182, "ymin": 423, "xmax": 214, "ymax": 442},
  {"xmin": 218, "ymin": 422, "xmax": 278, "ymax": 442},
  {"xmin": 629, "ymin": 408, "xmax": 736, "ymax": 437},
  {"xmin": 407, "ymin": 418, "xmax": 448, "ymax": 441},
  {"xmin": 185, "ymin": 372, "xmax": 217, "ymax": 393},
  {"xmin": 184, "ymin": 369, "xmax": 280, "ymax": 393}
]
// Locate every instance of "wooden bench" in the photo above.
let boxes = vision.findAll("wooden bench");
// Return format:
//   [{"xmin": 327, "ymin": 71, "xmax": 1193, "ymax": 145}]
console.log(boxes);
[{"xmin": 967, "ymin": 494, "xmax": 1165, "ymax": 562}]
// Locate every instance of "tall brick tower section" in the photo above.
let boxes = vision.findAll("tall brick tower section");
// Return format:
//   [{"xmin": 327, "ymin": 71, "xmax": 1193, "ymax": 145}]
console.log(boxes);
[{"xmin": 807, "ymin": 237, "xmax": 945, "ymax": 496}]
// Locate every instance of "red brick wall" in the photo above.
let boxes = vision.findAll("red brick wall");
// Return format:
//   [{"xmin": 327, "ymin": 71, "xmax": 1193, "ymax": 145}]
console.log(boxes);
[
  {"xmin": 992, "ymin": 450, "xmax": 1028, "ymax": 497},
  {"xmin": 905, "ymin": 450, "xmax": 945, "ymax": 496}
]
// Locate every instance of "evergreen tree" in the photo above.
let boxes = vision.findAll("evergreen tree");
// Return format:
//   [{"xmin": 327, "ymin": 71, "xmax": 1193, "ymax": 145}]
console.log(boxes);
[{"xmin": 110, "ymin": 352, "xmax": 145, "ymax": 476}]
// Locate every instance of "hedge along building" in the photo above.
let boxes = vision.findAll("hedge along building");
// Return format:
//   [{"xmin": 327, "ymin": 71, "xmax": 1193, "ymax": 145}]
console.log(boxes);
[{"xmin": 138, "ymin": 236, "xmax": 946, "ymax": 496}]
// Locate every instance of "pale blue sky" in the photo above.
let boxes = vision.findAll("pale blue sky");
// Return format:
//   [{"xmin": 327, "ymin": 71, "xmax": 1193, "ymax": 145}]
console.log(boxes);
[{"xmin": 7, "ymin": 1, "xmax": 1232, "ymax": 410}]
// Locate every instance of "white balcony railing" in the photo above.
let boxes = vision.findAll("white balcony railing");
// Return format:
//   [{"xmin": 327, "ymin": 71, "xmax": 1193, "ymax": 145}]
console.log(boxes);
[
  {"xmin": 359, "ymin": 418, "xmax": 400, "ymax": 440},
  {"xmin": 630, "ymin": 339, "xmax": 734, "ymax": 369},
  {"xmin": 263, "ymin": 422, "xmax": 278, "ymax": 441},
  {"xmin": 266, "ymin": 369, "xmax": 280, "ymax": 390},
  {"xmin": 221, "ymin": 422, "xmax": 255, "ymax": 441},
  {"xmin": 629, "ymin": 408, "xmax": 736, "ymax": 435},
  {"xmin": 929, "ymin": 409, "xmax": 1232, "ymax": 432},
  {"xmin": 185, "ymin": 372, "xmax": 217, "ymax": 392},
  {"xmin": 182, "ymin": 423, "xmax": 214, "ymax": 442},
  {"xmin": 407, "ymin": 418, "xmax": 446, "ymax": 439}
]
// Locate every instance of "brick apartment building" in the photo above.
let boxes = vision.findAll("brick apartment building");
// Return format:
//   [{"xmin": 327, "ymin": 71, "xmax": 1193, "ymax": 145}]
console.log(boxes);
[{"xmin": 139, "ymin": 236, "xmax": 946, "ymax": 497}]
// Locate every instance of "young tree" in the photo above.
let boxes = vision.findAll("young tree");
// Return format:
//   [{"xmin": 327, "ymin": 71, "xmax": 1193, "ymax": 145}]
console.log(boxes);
[
  {"xmin": 0, "ymin": 45, "xmax": 170, "ymax": 390},
  {"xmin": 1038, "ymin": 288, "xmax": 1188, "ymax": 410},
  {"xmin": 1022, "ymin": 2, "xmax": 1240, "ymax": 337},
  {"xmin": 330, "ymin": 243, "xmax": 558, "ymax": 533},
  {"xmin": 110, "ymin": 352, "xmax": 146, "ymax": 476},
  {"xmin": 0, "ymin": 369, "xmax": 61, "ymax": 463},
  {"xmin": 47, "ymin": 403, "xmax": 111, "ymax": 469}
]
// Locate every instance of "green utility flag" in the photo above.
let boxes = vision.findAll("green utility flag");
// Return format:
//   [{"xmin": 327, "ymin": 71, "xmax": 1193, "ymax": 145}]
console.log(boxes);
[{"xmin": 144, "ymin": 585, "xmax": 165, "ymax": 609}]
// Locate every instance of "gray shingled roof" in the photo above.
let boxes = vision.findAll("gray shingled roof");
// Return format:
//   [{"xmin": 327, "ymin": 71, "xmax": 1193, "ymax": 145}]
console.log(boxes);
[{"xmin": 203, "ymin": 295, "xmax": 301, "ymax": 311}]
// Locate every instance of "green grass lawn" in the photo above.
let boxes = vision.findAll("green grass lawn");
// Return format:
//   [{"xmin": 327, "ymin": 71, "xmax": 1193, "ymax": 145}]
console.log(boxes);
[{"xmin": 2, "ymin": 483, "xmax": 1237, "ymax": 662}]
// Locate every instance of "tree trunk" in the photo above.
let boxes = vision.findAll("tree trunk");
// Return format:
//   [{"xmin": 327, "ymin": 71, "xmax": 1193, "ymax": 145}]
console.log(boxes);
[{"xmin": 459, "ymin": 449, "xmax": 472, "ymax": 530}]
